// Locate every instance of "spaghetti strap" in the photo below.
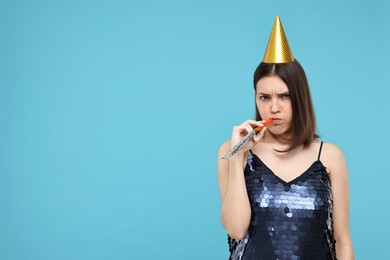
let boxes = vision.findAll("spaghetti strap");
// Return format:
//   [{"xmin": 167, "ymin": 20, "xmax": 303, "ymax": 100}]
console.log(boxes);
[
  {"xmin": 317, "ymin": 141, "xmax": 324, "ymax": 161},
  {"xmin": 249, "ymin": 149, "xmax": 254, "ymax": 155}
]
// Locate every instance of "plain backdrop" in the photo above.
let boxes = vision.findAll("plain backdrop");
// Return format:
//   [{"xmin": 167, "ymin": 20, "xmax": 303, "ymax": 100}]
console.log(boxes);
[{"xmin": 1, "ymin": 0, "xmax": 389, "ymax": 259}]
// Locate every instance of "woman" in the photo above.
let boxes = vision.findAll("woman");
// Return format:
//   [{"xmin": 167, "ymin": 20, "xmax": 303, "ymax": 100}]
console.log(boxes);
[{"xmin": 217, "ymin": 16, "xmax": 353, "ymax": 259}]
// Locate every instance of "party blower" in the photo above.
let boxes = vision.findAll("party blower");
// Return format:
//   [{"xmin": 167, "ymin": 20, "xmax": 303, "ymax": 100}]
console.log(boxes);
[{"xmin": 221, "ymin": 118, "xmax": 274, "ymax": 160}]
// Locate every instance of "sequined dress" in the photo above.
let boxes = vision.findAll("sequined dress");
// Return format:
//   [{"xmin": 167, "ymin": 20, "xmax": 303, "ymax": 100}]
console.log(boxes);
[{"xmin": 228, "ymin": 142, "xmax": 336, "ymax": 260}]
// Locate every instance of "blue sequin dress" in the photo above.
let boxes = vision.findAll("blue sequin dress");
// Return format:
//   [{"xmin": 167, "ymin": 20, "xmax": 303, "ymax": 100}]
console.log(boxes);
[{"xmin": 228, "ymin": 142, "xmax": 336, "ymax": 260}]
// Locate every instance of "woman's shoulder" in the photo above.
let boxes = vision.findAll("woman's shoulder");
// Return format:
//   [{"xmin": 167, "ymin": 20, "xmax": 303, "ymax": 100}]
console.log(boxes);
[
  {"xmin": 314, "ymin": 140, "xmax": 346, "ymax": 174},
  {"xmin": 317, "ymin": 141, "xmax": 345, "ymax": 158},
  {"xmin": 218, "ymin": 140, "xmax": 252, "ymax": 156},
  {"xmin": 218, "ymin": 141, "xmax": 232, "ymax": 162},
  {"xmin": 217, "ymin": 140, "xmax": 250, "ymax": 168},
  {"xmin": 218, "ymin": 140, "xmax": 231, "ymax": 154}
]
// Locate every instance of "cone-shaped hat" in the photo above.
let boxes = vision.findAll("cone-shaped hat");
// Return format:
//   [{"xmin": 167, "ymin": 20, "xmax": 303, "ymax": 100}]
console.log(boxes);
[{"xmin": 263, "ymin": 15, "xmax": 294, "ymax": 63}]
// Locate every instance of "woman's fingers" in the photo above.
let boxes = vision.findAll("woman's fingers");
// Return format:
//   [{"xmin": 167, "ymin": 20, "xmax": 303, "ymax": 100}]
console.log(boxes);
[
  {"xmin": 241, "ymin": 120, "xmax": 263, "ymax": 128},
  {"xmin": 258, "ymin": 127, "xmax": 267, "ymax": 139},
  {"xmin": 244, "ymin": 125, "xmax": 253, "ymax": 136},
  {"xmin": 231, "ymin": 120, "xmax": 267, "ymax": 150},
  {"xmin": 232, "ymin": 125, "xmax": 248, "ymax": 138},
  {"xmin": 233, "ymin": 121, "xmax": 257, "ymax": 136},
  {"xmin": 253, "ymin": 127, "xmax": 267, "ymax": 143}
]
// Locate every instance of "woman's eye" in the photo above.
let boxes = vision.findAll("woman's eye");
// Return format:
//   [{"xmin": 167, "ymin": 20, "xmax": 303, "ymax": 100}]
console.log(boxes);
[{"xmin": 281, "ymin": 94, "xmax": 290, "ymax": 99}]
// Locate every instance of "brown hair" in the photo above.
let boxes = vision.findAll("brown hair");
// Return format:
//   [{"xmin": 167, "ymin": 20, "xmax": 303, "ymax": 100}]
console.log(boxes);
[{"xmin": 253, "ymin": 60, "xmax": 318, "ymax": 152}]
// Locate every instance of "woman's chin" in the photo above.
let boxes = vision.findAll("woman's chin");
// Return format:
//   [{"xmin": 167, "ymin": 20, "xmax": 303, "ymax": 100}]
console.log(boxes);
[{"xmin": 267, "ymin": 127, "xmax": 291, "ymax": 138}]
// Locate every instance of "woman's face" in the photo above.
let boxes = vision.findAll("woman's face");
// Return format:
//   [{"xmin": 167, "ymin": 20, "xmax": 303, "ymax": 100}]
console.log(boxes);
[{"xmin": 255, "ymin": 75, "xmax": 292, "ymax": 136}]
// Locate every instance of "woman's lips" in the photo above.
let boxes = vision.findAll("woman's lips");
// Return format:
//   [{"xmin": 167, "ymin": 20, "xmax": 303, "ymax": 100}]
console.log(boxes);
[{"xmin": 271, "ymin": 118, "xmax": 281, "ymax": 123}]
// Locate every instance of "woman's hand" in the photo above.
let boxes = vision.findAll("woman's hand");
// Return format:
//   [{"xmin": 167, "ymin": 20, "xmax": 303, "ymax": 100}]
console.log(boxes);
[{"xmin": 230, "ymin": 120, "xmax": 267, "ymax": 154}]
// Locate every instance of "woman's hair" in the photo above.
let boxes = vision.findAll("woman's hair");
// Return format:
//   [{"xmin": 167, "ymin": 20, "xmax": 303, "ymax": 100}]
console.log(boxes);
[{"xmin": 253, "ymin": 59, "xmax": 318, "ymax": 152}]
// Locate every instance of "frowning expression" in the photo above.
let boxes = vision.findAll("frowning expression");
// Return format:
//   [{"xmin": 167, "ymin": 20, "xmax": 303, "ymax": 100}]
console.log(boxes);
[{"xmin": 255, "ymin": 75, "xmax": 292, "ymax": 136}]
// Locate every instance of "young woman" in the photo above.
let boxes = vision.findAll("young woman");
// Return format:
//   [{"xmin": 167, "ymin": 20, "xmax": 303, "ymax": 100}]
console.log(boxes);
[{"xmin": 217, "ymin": 16, "xmax": 353, "ymax": 260}]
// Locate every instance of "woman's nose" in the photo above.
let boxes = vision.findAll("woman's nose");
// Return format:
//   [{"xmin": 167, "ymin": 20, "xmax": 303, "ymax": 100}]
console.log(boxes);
[{"xmin": 271, "ymin": 99, "xmax": 279, "ymax": 113}]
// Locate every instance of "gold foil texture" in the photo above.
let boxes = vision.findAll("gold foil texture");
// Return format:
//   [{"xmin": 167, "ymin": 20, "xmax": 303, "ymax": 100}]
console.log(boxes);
[{"xmin": 263, "ymin": 15, "xmax": 294, "ymax": 63}]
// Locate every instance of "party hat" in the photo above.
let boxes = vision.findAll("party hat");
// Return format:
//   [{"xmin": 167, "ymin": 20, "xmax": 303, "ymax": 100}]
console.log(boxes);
[{"xmin": 263, "ymin": 15, "xmax": 294, "ymax": 63}]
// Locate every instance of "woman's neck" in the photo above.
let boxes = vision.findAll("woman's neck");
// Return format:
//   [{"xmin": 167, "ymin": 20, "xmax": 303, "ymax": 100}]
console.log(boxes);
[{"xmin": 264, "ymin": 130, "xmax": 292, "ymax": 146}]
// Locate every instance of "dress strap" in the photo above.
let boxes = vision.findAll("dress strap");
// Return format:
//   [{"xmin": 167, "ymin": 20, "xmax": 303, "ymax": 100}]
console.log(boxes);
[
  {"xmin": 249, "ymin": 149, "xmax": 254, "ymax": 155},
  {"xmin": 317, "ymin": 141, "xmax": 324, "ymax": 161}
]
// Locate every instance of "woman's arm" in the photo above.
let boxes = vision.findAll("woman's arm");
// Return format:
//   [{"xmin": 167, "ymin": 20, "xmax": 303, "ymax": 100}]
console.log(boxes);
[
  {"xmin": 217, "ymin": 120, "xmax": 267, "ymax": 240},
  {"xmin": 218, "ymin": 141, "xmax": 251, "ymax": 240},
  {"xmin": 324, "ymin": 143, "xmax": 354, "ymax": 260}
]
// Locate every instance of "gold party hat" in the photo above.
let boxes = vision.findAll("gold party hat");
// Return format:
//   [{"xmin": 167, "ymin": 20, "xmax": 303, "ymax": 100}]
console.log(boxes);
[{"xmin": 263, "ymin": 15, "xmax": 294, "ymax": 63}]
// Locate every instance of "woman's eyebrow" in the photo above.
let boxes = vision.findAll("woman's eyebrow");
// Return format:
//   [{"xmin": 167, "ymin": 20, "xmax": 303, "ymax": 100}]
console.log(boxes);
[{"xmin": 257, "ymin": 91, "xmax": 289, "ymax": 95}]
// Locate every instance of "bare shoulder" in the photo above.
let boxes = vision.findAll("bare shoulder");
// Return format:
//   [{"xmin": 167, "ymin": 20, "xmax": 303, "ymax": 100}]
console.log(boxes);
[
  {"xmin": 319, "ymin": 141, "xmax": 347, "ymax": 175},
  {"xmin": 217, "ymin": 141, "xmax": 249, "ymax": 165},
  {"xmin": 218, "ymin": 140, "xmax": 232, "ymax": 157},
  {"xmin": 217, "ymin": 141, "xmax": 231, "ymax": 179},
  {"xmin": 217, "ymin": 141, "xmax": 232, "ymax": 200},
  {"xmin": 321, "ymin": 142, "xmax": 345, "ymax": 160},
  {"xmin": 217, "ymin": 140, "xmax": 249, "ymax": 200}
]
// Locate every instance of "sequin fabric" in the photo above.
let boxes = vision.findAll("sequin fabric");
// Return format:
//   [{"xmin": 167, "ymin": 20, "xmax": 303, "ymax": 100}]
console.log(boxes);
[{"xmin": 228, "ymin": 146, "xmax": 336, "ymax": 260}]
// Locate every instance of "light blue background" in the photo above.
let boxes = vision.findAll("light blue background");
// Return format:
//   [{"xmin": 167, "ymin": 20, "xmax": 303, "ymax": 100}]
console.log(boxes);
[{"xmin": 1, "ymin": 0, "xmax": 389, "ymax": 259}]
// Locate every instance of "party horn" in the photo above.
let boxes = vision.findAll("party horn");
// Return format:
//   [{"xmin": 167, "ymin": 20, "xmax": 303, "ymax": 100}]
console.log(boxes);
[{"xmin": 221, "ymin": 118, "xmax": 273, "ymax": 160}]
